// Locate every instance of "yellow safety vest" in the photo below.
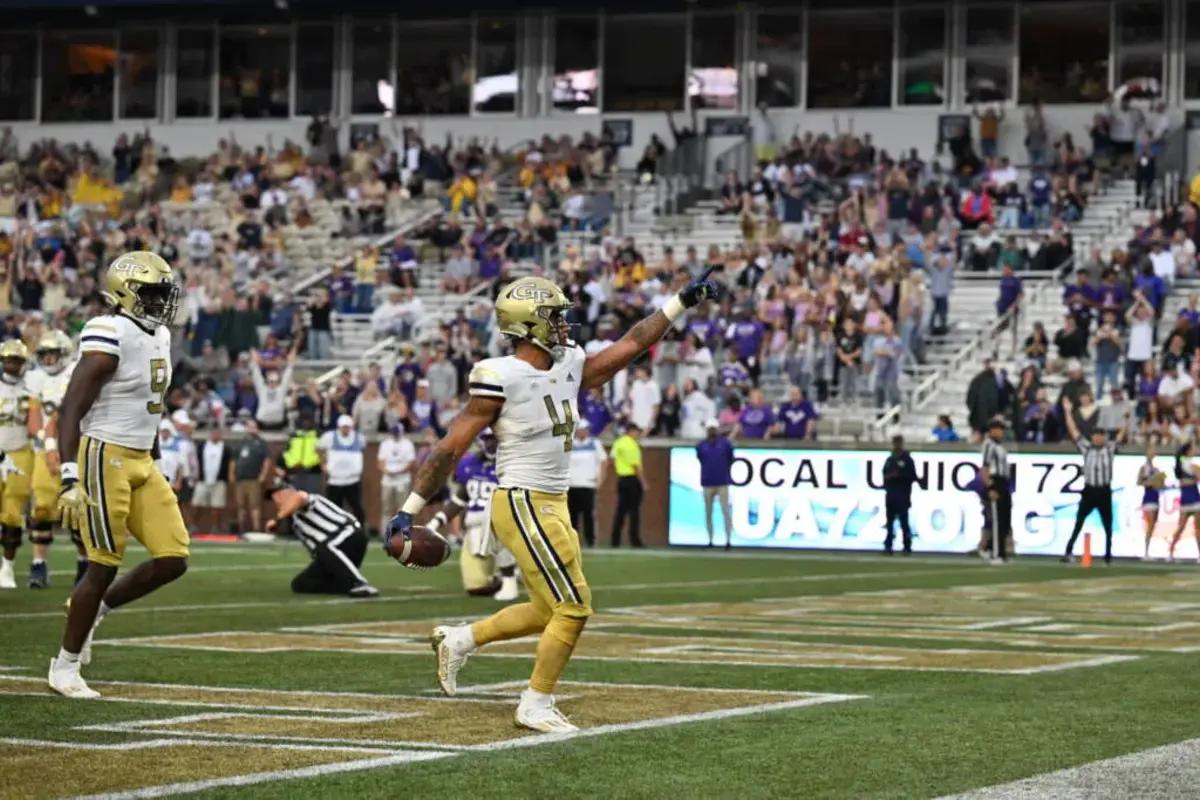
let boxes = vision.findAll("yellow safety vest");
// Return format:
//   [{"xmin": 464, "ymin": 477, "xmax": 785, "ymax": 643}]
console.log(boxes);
[{"xmin": 282, "ymin": 431, "xmax": 320, "ymax": 470}]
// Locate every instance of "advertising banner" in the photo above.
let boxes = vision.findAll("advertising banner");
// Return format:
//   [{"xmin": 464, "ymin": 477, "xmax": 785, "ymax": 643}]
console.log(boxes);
[{"xmin": 668, "ymin": 447, "xmax": 1200, "ymax": 559}]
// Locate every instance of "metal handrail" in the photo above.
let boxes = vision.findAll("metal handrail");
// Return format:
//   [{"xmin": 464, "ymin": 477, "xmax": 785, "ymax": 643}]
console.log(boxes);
[
  {"xmin": 292, "ymin": 204, "xmax": 442, "ymax": 297},
  {"xmin": 313, "ymin": 276, "xmax": 496, "ymax": 389},
  {"xmin": 870, "ymin": 404, "xmax": 903, "ymax": 438},
  {"xmin": 911, "ymin": 272, "xmax": 1056, "ymax": 412}
]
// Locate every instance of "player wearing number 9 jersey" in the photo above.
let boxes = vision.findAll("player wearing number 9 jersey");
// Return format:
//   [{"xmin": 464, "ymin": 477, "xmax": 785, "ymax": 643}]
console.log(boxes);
[
  {"xmin": 386, "ymin": 271, "xmax": 723, "ymax": 733},
  {"xmin": 49, "ymin": 251, "xmax": 188, "ymax": 700}
]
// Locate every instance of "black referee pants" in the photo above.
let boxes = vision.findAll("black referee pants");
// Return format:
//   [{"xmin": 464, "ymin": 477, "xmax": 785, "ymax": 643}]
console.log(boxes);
[
  {"xmin": 568, "ymin": 487, "xmax": 596, "ymax": 547},
  {"xmin": 990, "ymin": 488, "xmax": 1012, "ymax": 560},
  {"xmin": 292, "ymin": 524, "xmax": 368, "ymax": 595},
  {"xmin": 883, "ymin": 496, "xmax": 913, "ymax": 553},
  {"xmin": 1065, "ymin": 485, "xmax": 1114, "ymax": 561},
  {"xmin": 611, "ymin": 477, "xmax": 643, "ymax": 547},
  {"xmin": 326, "ymin": 482, "xmax": 365, "ymax": 529}
]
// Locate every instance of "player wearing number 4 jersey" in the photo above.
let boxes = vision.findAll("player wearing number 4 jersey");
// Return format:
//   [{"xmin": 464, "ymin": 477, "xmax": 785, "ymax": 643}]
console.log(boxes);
[
  {"xmin": 385, "ymin": 271, "xmax": 723, "ymax": 733},
  {"xmin": 48, "ymin": 252, "xmax": 188, "ymax": 700}
]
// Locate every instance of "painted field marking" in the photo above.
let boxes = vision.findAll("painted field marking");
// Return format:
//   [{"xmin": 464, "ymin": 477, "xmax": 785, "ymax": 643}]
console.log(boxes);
[
  {"xmin": 0, "ymin": 675, "xmax": 863, "ymax": 798},
  {"xmin": 99, "ymin": 628, "xmax": 1141, "ymax": 674},
  {"xmin": 0, "ymin": 736, "xmax": 394, "ymax": 755},
  {"xmin": 936, "ymin": 737, "xmax": 1200, "ymax": 800},
  {"xmin": 0, "ymin": 566, "xmax": 958, "ymax": 621},
  {"xmin": 72, "ymin": 751, "xmax": 454, "ymax": 800}
]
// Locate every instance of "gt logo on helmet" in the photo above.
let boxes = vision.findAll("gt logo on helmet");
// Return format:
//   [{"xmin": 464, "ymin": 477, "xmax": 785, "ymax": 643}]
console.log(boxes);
[{"xmin": 509, "ymin": 285, "xmax": 557, "ymax": 303}]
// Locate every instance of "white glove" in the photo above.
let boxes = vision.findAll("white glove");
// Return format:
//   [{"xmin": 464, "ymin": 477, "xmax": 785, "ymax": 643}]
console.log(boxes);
[{"xmin": 0, "ymin": 453, "xmax": 23, "ymax": 481}]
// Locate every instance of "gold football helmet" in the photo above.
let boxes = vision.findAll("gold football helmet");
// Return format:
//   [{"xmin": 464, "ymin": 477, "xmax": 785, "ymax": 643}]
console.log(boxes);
[
  {"xmin": 102, "ymin": 251, "xmax": 180, "ymax": 327},
  {"xmin": 0, "ymin": 339, "xmax": 28, "ymax": 383},
  {"xmin": 494, "ymin": 276, "xmax": 574, "ymax": 353},
  {"xmin": 36, "ymin": 330, "xmax": 73, "ymax": 374}
]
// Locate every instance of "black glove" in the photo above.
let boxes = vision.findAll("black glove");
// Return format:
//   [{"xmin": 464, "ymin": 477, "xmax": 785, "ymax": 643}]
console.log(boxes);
[{"xmin": 680, "ymin": 267, "xmax": 723, "ymax": 308}]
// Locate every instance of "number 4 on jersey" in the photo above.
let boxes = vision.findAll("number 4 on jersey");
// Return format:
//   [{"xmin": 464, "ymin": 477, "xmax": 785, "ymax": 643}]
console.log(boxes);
[{"xmin": 543, "ymin": 395, "xmax": 575, "ymax": 451}]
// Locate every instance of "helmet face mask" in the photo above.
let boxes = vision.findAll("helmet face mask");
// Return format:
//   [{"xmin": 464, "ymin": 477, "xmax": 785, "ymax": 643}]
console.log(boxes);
[
  {"xmin": 0, "ymin": 340, "xmax": 28, "ymax": 383},
  {"xmin": 1, "ymin": 357, "xmax": 24, "ymax": 380},
  {"xmin": 36, "ymin": 331, "xmax": 72, "ymax": 375},
  {"xmin": 133, "ymin": 281, "xmax": 182, "ymax": 327}
]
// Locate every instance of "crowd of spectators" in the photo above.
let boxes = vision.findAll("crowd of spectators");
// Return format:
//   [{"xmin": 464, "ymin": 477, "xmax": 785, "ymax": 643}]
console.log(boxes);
[
  {"xmin": 965, "ymin": 189, "xmax": 1200, "ymax": 446},
  {"xmin": 1, "ymin": 105, "xmax": 1183, "ymax": 458}
]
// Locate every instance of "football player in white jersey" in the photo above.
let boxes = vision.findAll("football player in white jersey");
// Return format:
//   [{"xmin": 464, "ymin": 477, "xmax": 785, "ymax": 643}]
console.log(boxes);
[
  {"xmin": 49, "ymin": 251, "xmax": 188, "ymax": 699},
  {"xmin": 386, "ymin": 271, "xmax": 721, "ymax": 732},
  {"xmin": 24, "ymin": 330, "xmax": 83, "ymax": 588},
  {"xmin": 0, "ymin": 340, "xmax": 40, "ymax": 590}
]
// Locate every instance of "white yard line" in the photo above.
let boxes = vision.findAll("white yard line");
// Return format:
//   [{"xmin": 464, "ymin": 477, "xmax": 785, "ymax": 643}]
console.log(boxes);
[
  {"xmin": 937, "ymin": 738, "xmax": 1200, "ymax": 799},
  {"xmin": 1, "ymin": 675, "xmax": 862, "ymax": 799},
  {"xmin": 70, "ymin": 751, "xmax": 454, "ymax": 800},
  {"xmin": 0, "ymin": 567, "xmax": 961, "ymax": 621}
]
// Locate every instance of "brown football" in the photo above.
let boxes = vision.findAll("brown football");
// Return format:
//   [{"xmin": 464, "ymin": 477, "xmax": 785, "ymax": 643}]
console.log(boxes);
[{"xmin": 386, "ymin": 525, "xmax": 452, "ymax": 568}]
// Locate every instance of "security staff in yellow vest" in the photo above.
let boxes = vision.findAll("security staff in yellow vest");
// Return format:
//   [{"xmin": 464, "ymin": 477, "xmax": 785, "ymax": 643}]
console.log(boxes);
[
  {"xmin": 278, "ymin": 411, "xmax": 322, "ymax": 494},
  {"xmin": 609, "ymin": 423, "xmax": 645, "ymax": 548}
]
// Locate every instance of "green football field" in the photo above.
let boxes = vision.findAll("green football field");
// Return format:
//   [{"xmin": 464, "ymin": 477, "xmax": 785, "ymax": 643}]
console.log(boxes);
[{"xmin": 1, "ymin": 541, "xmax": 1197, "ymax": 799}]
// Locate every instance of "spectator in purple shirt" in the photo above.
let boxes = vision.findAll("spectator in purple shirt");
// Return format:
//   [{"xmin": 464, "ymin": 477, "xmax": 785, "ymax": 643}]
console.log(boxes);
[
  {"xmin": 1178, "ymin": 292, "xmax": 1200, "ymax": 329},
  {"xmin": 1062, "ymin": 270, "xmax": 1097, "ymax": 332},
  {"xmin": 774, "ymin": 386, "xmax": 818, "ymax": 440},
  {"xmin": 725, "ymin": 307, "xmax": 766, "ymax": 377},
  {"xmin": 687, "ymin": 309, "xmax": 720, "ymax": 348},
  {"xmin": 1135, "ymin": 262, "xmax": 1167, "ymax": 315},
  {"xmin": 478, "ymin": 244, "xmax": 504, "ymax": 282},
  {"xmin": 1097, "ymin": 269, "xmax": 1127, "ymax": 322},
  {"xmin": 718, "ymin": 349, "xmax": 751, "ymax": 390},
  {"xmin": 388, "ymin": 236, "xmax": 418, "ymax": 288},
  {"xmin": 579, "ymin": 388, "xmax": 613, "ymax": 435},
  {"xmin": 735, "ymin": 389, "xmax": 775, "ymax": 439},
  {"xmin": 695, "ymin": 420, "xmax": 735, "ymax": 549},
  {"xmin": 391, "ymin": 345, "xmax": 423, "ymax": 404},
  {"xmin": 328, "ymin": 265, "xmax": 355, "ymax": 313},
  {"xmin": 996, "ymin": 264, "xmax": 1023, "ymax": 317}
]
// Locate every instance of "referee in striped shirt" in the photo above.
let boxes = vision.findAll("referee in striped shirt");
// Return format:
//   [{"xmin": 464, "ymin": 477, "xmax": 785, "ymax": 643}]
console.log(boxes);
[
  {"xmin": 266, "ymin": 477, "xmax": 378, "ymax": 597},
  {"xmin": 980, "ymin": 417, "xmax": 1012, "ymax": 562},
  {"xmin": 1061, "ymin": 395, "xmax": 1129, "ymax": 564}
]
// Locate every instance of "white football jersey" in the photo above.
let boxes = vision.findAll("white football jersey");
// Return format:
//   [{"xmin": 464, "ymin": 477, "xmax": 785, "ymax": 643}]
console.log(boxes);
[
  {"xmin": 469, "ymin": 346, "xmax": 585, "ymax": 494},
  {"xmin": 78, "ymin": 314, "xmax": 172, "ymax": 451},
  {"xmin": 0, "ymin": 377, "xmax": 34, "ymax": 451},
  {"xmin": 25, "ymin": 361, "xmax": 75, "ymax": 419}
]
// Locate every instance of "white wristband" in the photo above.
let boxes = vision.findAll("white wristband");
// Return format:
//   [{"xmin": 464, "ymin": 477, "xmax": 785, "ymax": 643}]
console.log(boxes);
[
  {"xmin": 44, "ymin": 436, "xmax": 57, "ymax": 452},
  {"xmin": 662, "ymin": 294, "xmax": 687, "ymax": 323},
  {"xmin": 400, "ymin": 493, "xmax": 427, "ymax": 515},
  {"xmin": 60, "ymin": 462, "xmax": 79, "ymax": 482}
]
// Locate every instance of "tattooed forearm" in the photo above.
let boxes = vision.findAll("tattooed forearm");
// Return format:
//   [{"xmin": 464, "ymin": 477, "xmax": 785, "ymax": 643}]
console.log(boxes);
[
  {"xmin": 629, "ymin": 311, "xmax": 671, "ymax": 349},
  {"xmin": 581, "ymin": 310, "xmax": 673, "ymax": 389},
  {"xmin": 413, "ymin": 446, "xmax": 458, "ymax": 499}
]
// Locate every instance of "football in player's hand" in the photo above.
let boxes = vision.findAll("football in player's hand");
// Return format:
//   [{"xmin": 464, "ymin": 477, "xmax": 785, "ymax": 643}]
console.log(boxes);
[{"xmin": 386, "ymin": 525, "xmax": 451, "ymax": 568}]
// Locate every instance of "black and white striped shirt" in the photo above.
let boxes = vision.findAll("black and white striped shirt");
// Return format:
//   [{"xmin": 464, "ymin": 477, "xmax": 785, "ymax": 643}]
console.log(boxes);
[
  {"xmin": 1076, "ymin": 438, "xmax": 1118, "ymax": 487},
  {"xmin": 292, "ymin": 494, "xmax": 358, "ymax": 549},
  {"xmin": 980, "ymin": 439, "xmax": 1009, "ymax": 490}
]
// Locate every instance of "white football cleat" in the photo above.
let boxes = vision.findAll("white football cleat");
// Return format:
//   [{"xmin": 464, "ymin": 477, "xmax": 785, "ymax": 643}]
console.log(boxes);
[
  {"xmin": 47, "ymin": 657, "xmax": 100, "ymax": 699},
  {"xmin": 494, "ymin": 576, "xmax": 519, "ymax": 602},
  {"xmin": 0, "ymin": 558, "xmax": 15, "ymax": 589},
  {"xmin": 430, "ymin": 625, "xmax": 473, "ymax": 697},
  {"xmin": 515, "ymin": 689, "xmax": 578, "ymax": 733}
]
